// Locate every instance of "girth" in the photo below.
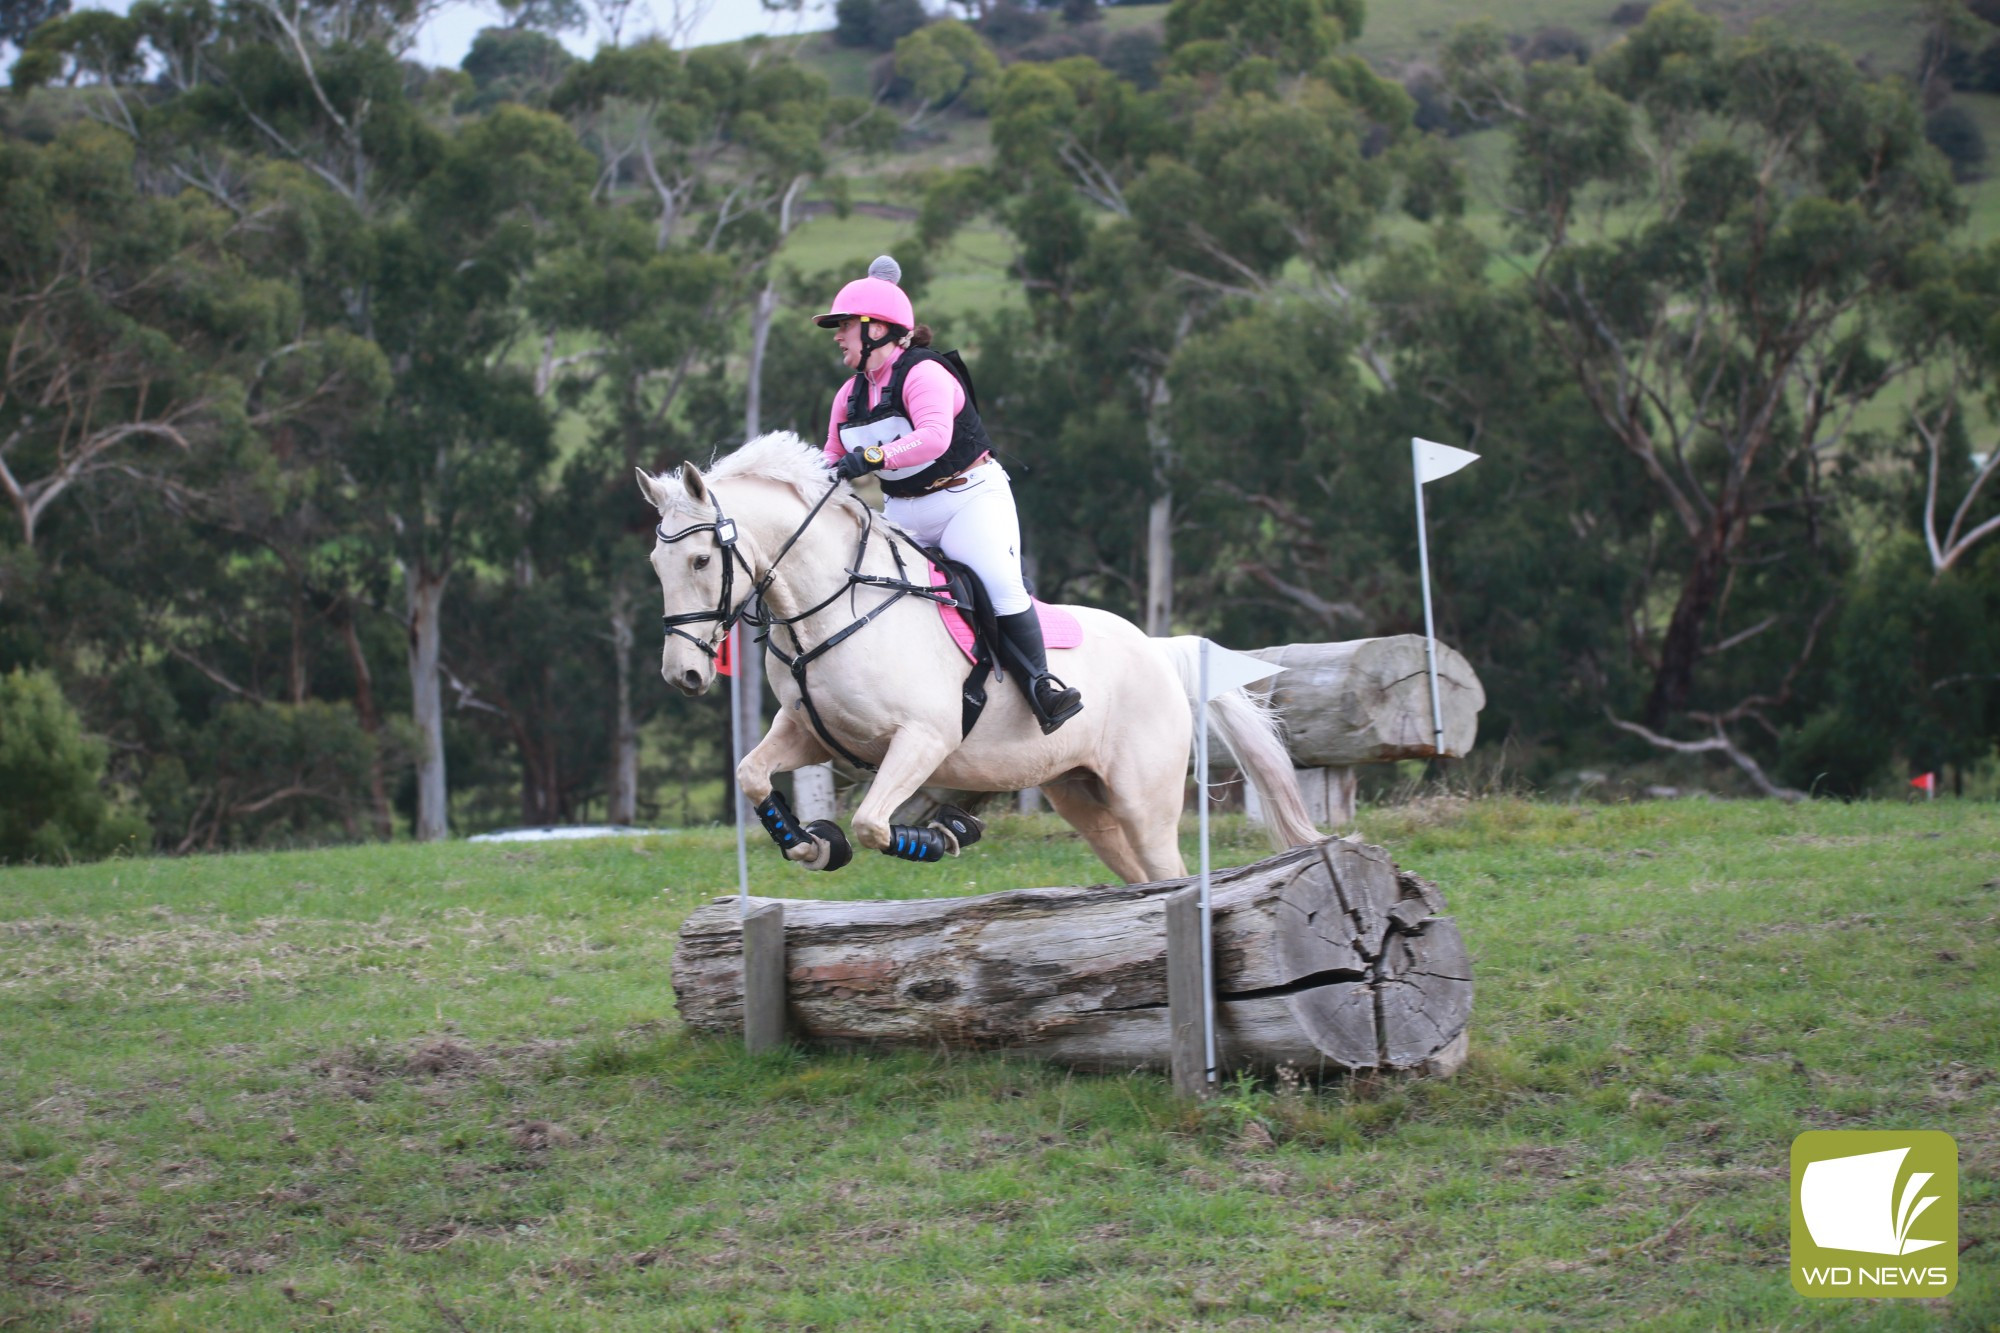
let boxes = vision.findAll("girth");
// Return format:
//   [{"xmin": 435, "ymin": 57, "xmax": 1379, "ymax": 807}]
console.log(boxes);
[{"xmin": 728, "ymin": 486, "xmax": 992, "ymax": 768}]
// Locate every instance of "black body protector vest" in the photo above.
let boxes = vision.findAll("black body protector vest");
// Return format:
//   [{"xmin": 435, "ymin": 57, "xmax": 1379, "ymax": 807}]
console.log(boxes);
[{"xmin": 840, "ymin": 348, "xmax": 994, "ymax": 499}]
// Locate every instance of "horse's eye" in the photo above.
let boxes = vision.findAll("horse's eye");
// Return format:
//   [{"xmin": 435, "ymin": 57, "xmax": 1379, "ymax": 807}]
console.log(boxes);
[{"xmin": 692, "ymin": 554, "xmax": 711, "ymax": 571}]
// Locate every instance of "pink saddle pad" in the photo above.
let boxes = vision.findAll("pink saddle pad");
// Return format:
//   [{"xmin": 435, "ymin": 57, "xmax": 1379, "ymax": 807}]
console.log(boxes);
[{"xmin": 931, "ymin": 563, "xmax": 1082, "ymax": 664}]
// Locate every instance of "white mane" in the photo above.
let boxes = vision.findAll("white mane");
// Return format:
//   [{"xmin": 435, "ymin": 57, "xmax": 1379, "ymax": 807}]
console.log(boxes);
[{"xmin": 654, "ymin": 431, "xmax": 842, "ymax": 526}]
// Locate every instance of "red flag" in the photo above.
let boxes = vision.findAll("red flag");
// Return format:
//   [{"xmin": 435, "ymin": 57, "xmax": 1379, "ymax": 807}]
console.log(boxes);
[
  {"xmin": 1911, "ymin": 772, "xmax": 1935, "ymax": 792},
  {"xmin": 716, "ymin": 625, "xmax": 735, "ymax": 677}
]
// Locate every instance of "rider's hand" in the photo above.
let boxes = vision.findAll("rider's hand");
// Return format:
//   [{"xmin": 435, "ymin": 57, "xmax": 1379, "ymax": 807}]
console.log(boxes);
[{"xmin": 835, "ymin": 446, "xmax": 883, "ymax": 481}]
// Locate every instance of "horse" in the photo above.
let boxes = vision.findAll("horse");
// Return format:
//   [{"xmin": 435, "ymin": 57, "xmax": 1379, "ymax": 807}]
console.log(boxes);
[{"xmin": 636, "ymin": 432, "xmax": 1320, "ymax": 885}]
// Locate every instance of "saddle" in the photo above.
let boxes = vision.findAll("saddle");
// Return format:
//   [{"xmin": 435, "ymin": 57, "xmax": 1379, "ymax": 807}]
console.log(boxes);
[
  {"xmin": 925, "ymin": 549, "xmax": 1084, "ymax": 736},
  {"xmin": 925, "ymin": 547, "xmax": 1005, "ymax": 739}
]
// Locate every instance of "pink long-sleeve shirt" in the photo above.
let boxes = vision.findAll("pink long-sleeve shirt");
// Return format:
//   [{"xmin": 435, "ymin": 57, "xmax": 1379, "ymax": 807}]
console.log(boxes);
[{"xmin": 822, "ymin": 345, "xmax": 966, "ymax": 471}]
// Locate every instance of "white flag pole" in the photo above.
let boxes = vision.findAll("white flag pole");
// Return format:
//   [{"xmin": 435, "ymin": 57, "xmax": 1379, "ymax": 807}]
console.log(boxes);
[
  {"xmin": 1197, "ymin": 637, "xmax": 1217, "ymax": 1085},
  {"xmin": 1412, "ymin": 441, "xmax": 1447, "ymax": 760},
  {"xmin": 729, "ymin": 624, "xmax": 749, "ymax": 907}
]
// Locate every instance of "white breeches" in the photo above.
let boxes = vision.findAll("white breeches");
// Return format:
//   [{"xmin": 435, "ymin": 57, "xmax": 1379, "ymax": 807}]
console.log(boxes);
[{"xmin": 883, "ymin": 464, "xmax": 1032, "ymax": 616}]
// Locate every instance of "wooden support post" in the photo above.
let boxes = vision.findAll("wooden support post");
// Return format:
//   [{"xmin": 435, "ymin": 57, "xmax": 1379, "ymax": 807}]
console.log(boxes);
[
  {"xmin": 742, "ymin": 902, "xmax": 788, "ymax": 1054},
  {"xmin": 1164, "ymin": 886, "xmax": 1210, "ymax": 1098}
]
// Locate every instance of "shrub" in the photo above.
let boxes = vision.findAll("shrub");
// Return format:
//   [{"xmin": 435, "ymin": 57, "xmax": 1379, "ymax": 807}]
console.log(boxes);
[
  {"xmin": 835, "ymin": 0, "xmax": 928, "ymax": 50},
  {"xmin": 459, "ymin": 27, "xmax": 575, "ymax": 112},
  {"xmin": 1608, "ymin": 1, "xmax": 1651, "ymax": 27},
  {"xmin": 979, "ymin": 1, "xmax": 1047, "ymax": 49},
  {"xmin": 1012, "ymin": 28, "xmax": 1101, "ymax": 63},
  {"xmin": 834, "ymin": 0, "xmax": 876, "ymax": 47},
  {"xmin": 1101, "ymin": 25, "xmax": 1163, "ymax": 89},
  {"xmin": 0, "ymin": 669, "xmax": 146, "ymax": 863},
  {"xmin": 1927, "ymin": 103, "xmax": 1990, "ymax": 181},
  {"xmin": 1516, "ymin": 25, "xmax": 1590, "ymax": 65}
]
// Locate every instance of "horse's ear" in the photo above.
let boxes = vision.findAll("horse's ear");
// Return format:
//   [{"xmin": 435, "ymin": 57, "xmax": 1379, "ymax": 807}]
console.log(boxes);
[
  {"xmin": 680, "ymin": 462, "xmax": 709, "ymax": 505},
  {"xmin": 635, "ymin": 467, "xmax": 672, "ymax": 513}
]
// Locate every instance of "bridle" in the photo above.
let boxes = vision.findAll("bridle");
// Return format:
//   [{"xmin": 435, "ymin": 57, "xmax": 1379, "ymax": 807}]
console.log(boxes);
[
  {"xmin": 653, "ymin": 471, "xmax": 951, "ymax": 771},
  {"xmin": 656, "ymin": 477, "xmax": 847, "ymax": 660},
  {"xmin": 655, "ymin": 500, "xmax": 754, "ymax": 663}
]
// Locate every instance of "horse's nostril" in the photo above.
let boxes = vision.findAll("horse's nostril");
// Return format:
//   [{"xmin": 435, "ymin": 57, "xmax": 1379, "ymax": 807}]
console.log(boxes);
[{"xmin": 678, "ymin": 669, "xmax": 703, "ymax": 694}]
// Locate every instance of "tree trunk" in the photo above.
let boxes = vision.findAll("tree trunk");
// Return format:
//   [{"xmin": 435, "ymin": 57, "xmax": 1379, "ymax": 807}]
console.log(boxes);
[
  {"xmin": 608, "ymin": 584, "xmax": 639, "ymax": 826},
  {"xmin": 1144, "ymin": 490, "xmax": 1172, "ymax": 636},
  {"xmin": 336, "ymin": 603, "xmax": 393, "ymax": 840},
  {"xmin": 406, "ymin": 564, "xmax": 449, "ymax": 842},
  {"xmin": 793, "ymin": 761, "xmax": 838, "ymax": 822},
  {"xmin": 1644, "ymin": 524, "xmax": 1728, "ymax": 729},
  {"xmin": 289, "ymin": 583, "xmax": 309, "ymax": 705},
  {"xmin": 744, "ymin": 279, "xmax": 778, "ymax": 439},
  {"xmin": 674, "ymin": 838, "xmax": 1472, "ymax": 1076}
]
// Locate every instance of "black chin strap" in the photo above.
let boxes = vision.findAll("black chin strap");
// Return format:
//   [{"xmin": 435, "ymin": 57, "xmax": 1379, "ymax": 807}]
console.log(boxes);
[{"xmin": 857, "ymin": 318, "xmax": 899, "ymax": 375}]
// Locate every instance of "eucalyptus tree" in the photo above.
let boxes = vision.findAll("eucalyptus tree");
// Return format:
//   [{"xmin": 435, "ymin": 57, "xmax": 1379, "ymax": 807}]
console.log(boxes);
[
  {"xmin": 539, "ymin": 39, "xmax": 891, "ymax": 824},
  {"xmin": 18, "ymin": 0, "xmax": 594, "ymax": 840},
  {"xmin": 941, "ymin": 0, "xmax": 1437, "ymax": 635},
  {"xmin": 1896, "ymin": 240, "xmax": 2000, "ymax": 578},
  {"xmin": 1441, "ymin": 3, "xmax": 1962, "ymax": 771}
]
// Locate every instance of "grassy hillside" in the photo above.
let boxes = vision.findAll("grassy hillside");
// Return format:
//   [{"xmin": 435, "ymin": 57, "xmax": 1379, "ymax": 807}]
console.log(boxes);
[{"xmin": 4, "ymin": 799, "xmax": 1995, "ymax": 1328}]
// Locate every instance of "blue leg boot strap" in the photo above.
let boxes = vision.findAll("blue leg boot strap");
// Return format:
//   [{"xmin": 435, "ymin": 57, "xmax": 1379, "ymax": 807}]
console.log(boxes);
[
  {"xmin": 754, "ymin": 791, "xmax": 806, "ymax": 856},
  {"xmin": 882, "ymin": 824, "xmax": 954, "ymax": 863}
]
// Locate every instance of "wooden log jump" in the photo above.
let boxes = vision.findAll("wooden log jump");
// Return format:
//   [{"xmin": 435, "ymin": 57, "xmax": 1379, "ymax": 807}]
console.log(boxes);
[
  {"xmin": 674, "ymin": 837, "xmax": 1471, "ymax": 1078},
  {"xmin": 1238, "ymin": 635, "xmax": 1487, "ymax": 828}
]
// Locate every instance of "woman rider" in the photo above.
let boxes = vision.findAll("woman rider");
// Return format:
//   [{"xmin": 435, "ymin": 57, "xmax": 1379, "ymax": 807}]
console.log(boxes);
[{"xmin": 816, "ymin": 256, "xmax": 1083, "ymax": 734}]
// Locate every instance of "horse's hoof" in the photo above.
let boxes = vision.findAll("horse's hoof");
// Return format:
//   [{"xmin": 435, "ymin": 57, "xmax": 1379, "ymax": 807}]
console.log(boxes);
[
  {"xmin": 798, "ymin": 820, "xmax": 853, "ymax": 872},
  {"xmin": 930, "ymin": 804, "xmax": 984, "ymax": 850}
]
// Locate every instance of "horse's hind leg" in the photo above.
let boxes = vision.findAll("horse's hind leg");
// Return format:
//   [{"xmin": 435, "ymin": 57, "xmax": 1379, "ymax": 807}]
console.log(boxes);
[
  {"xmin": 848, "ymin": 728, "xmax": 959, "ymax": 858},
  {"xmin": 1102, "ymin": 770, "xmax": 1188, "ymax": 884},
  {"xmin": 1040, "ymin": 775, "xmax": 1149, "ymax": 885}
]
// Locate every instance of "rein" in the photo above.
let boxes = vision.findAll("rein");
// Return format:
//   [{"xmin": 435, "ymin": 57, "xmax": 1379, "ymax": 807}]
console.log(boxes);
[{"xmin": 656, "ymin": 475, "xmax": 949, "ymax": 771}]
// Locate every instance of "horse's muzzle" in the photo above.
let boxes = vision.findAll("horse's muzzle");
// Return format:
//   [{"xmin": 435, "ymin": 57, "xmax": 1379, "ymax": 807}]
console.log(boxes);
[{"xmin": 667, "ymin": 666, "xmax": 707, "ymax": 696}]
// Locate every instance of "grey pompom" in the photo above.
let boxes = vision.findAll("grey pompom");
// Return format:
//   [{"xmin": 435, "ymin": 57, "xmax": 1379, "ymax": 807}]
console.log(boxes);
[{"xmin": 868, "ymin": 254, "xmax": 902, "ymax": 285}]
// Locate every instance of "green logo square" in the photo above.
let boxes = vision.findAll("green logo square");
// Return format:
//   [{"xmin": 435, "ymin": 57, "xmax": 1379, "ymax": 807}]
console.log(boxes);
[{"xmin": 1791, "ymin": 1131, "xmax": 1957, "ymax": 1298}]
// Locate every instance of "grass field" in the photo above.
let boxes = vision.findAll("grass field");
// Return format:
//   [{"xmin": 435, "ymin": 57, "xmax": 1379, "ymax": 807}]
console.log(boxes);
[{"xmin": 3, "ymin": 798, "xmax": 1996, "ymax": 1329}]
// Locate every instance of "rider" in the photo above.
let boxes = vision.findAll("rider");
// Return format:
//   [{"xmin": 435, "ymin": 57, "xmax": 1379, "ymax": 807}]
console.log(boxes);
[{"xmin": 816, "ymin": 256, "xmax": 1083, "ymax": 734}]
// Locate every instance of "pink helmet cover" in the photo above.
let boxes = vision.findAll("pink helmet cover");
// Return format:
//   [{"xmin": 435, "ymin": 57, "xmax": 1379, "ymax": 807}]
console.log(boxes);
[{"xmin": 814, "ymin": 256, "xmax": 914, "ymax": 329}]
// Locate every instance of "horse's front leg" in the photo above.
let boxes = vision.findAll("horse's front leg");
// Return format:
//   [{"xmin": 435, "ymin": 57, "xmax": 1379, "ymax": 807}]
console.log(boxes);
[
  {"xmin": 737, "ymin": 707, "xmax": 831, "ymax": 805},
  {"xmin": 848, "ymin": 726, "xmax": 979, "ymax": 863},
  {"xmin": 738, "ymin": 709, "xmax": 844, "ymax": 870}
]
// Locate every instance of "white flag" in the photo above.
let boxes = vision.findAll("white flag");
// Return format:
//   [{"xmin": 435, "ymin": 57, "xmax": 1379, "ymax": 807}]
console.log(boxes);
[
  {"xmin": 1199, "ymin": 641, "xmax": 1285, "ymax": 700},
  {"xmin": 1414, "ymin": 437, "xmax": 1480, "ymax": 485}
]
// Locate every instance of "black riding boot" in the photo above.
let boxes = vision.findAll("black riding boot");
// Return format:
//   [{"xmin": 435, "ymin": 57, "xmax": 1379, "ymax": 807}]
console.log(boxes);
[{"xmin": 996, "ymin": 608, "xmax": 1083, "ymax": 734}]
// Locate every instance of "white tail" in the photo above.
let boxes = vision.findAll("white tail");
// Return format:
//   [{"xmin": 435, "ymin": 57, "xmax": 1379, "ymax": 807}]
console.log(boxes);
[{"xmin": 1152, "ymin": 636, "xmax": 1321, "ymax": 850}]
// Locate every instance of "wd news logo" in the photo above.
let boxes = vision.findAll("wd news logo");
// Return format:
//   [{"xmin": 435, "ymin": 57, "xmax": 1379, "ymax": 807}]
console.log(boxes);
[{"xmin": 1791, "ymin": 1131, "xmax": 1958, "ymax": 1298}]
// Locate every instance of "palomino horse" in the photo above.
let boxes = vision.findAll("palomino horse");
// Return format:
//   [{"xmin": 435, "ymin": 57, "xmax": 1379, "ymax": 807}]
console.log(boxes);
[{"xmin": 637, "ymin": 432, "xmax": 1319, "ymax": 884}]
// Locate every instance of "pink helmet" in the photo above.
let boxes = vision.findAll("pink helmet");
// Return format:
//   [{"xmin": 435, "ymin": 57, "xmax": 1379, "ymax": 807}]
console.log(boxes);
[{"xmin": 813, "ymin": 255, "xmax": 914, "ymax": 329}]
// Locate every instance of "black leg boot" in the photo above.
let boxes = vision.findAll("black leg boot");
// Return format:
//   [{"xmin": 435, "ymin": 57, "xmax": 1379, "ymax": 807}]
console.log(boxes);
[{"xmin": 996, "ymin": 609, "xmax": 1083, "ymax": 734}]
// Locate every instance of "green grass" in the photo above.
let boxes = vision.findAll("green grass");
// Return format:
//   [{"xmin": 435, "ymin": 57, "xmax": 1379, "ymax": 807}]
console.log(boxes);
[{"xmin": 3, "ymin": 798, "xmax": 1996, "ymax": 1328}]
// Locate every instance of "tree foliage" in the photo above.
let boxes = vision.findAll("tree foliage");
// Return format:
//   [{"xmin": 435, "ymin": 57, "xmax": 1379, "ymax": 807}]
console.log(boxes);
[
  {"xmin": 0, "ymin": 668, "xmax": 146, "ymax": 863},
  {"xmin": 4, "ymin": 0, "xmax": 1999, "ymax": 852}
]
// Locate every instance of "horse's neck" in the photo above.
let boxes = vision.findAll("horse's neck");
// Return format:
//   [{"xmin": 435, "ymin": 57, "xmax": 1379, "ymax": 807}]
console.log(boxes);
[{"xmin": 736, "ymin": 483, "xmax": 903, "ymax": 628}]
